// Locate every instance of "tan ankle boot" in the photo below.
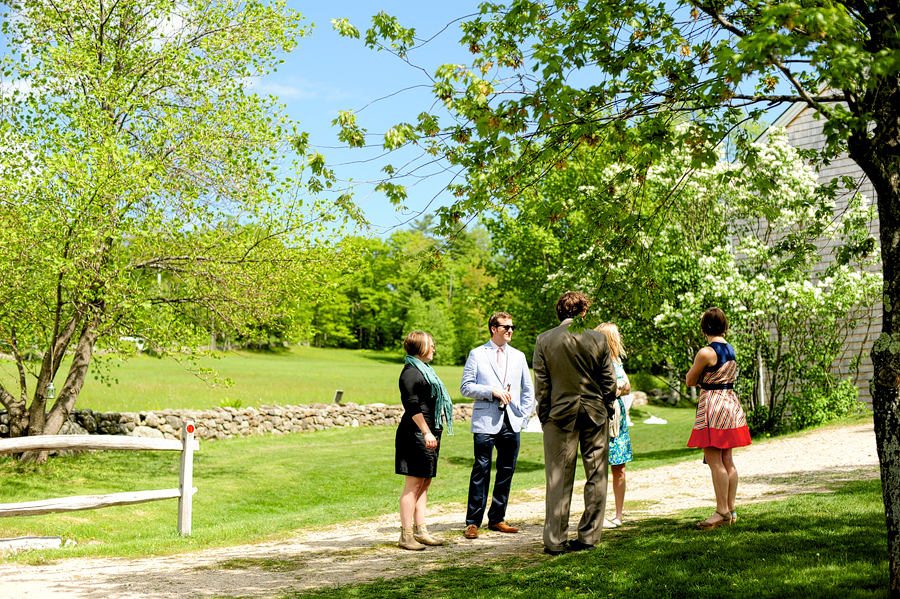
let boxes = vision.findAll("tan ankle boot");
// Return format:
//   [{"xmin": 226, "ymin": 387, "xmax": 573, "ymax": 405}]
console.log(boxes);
[
  {"xmin": 414, "ymin": 523, "xmax": 445, "ymax": 546},
  {"xmin": 398, "ymin": 526, "xmax": 425, "ymax": 550}
]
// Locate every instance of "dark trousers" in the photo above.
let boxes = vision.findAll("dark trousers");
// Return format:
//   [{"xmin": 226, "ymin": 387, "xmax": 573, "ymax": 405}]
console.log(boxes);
[
  {"xmin": 542, "ymin": 408, "xmax": 609, "ymax": 551},
  {"xmin": 465, "ymin": 416, "xmax": 521, "ymax": 527}
]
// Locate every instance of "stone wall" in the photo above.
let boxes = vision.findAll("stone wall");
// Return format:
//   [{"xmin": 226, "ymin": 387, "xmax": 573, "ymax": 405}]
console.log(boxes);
[
  {"xmin": 0, "ymin": 403, "xmax": 476, "ymax": 441},
  {"xmin": 0, "ymin": 392, "xmax": 650, "ymax": 441}
]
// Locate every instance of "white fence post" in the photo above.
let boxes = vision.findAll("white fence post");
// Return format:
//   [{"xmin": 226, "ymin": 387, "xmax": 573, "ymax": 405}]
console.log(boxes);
[
  {"xmin": 178, "ymin": 421, "xmax": 196, "ymax": 536},
  {"xmin": 0, "ymin": 434, "xmax": 200, "ymax": 531}
]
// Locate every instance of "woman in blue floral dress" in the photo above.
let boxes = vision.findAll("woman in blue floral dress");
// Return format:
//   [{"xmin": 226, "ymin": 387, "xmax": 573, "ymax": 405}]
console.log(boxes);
[{"xmin": 597, "ymin": 323, "xmax": 633, "ymax": 528}]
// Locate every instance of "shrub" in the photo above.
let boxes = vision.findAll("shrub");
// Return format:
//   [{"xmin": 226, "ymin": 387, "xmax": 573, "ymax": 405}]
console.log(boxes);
[
  {"xmin": 788, "ymin": 378, "xmax": 861, "ymax": 430},
  {"xmin": 744, "ymin": 402, "xmax": 788, "ymax": 437},
  {"xmin": 628, "ymin": 371, "xmax": 668, "ymax": 394}
]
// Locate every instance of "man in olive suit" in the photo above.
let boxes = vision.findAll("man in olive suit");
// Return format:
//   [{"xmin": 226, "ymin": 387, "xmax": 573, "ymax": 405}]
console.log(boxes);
[{"xmin": 533, "ymin": 291, "xmax": 618, "ymax": 555}]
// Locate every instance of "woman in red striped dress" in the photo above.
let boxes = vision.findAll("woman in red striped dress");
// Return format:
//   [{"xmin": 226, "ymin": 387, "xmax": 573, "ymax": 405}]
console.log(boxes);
[{"xmin": 685, "ymin": 308, "xmax": 752, "ymax": 530}]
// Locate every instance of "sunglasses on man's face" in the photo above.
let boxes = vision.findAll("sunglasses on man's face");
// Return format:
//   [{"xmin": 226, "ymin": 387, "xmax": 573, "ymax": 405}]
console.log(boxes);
[{"xmin": 495, "ymin": 325, "xmax": 515, "ymax": 331}]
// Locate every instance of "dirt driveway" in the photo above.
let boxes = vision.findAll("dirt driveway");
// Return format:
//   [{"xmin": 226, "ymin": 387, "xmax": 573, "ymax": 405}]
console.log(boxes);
[{"xmin": 0, "ymin": 421, "xmax": 880, "ymax": 599}]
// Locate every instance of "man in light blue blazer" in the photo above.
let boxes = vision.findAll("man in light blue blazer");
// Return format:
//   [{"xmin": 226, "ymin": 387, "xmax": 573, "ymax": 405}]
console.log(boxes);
[{"xmin": 460, "ymin": 312, "xmax": 536, "ymax": 539}]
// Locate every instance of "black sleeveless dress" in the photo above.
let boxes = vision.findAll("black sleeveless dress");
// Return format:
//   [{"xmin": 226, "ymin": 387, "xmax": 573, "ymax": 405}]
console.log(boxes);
[{"xmin": 395, "ymin": 363, "xmax": 443, "ymax": 478}]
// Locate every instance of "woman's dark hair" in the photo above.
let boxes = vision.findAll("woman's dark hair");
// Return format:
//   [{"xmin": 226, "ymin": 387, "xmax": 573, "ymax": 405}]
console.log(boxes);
[
  {"xmin": 556, "ymin": 291, "xmax": 591, "ymax": 321},
  {"xmin": 403, "ymin": 331, "xmax": 432, "ymax": 356},
  {"xmin": 700, "ymin": 307, "xmax": 729, "ymax": 336}
]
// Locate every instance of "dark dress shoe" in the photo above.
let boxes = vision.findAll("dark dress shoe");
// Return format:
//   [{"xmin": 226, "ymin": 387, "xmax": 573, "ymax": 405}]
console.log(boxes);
[
  {"xmin": 543, "ymin": 546, "xmax": 565, "ymax": 556},
  {"xmin": 488, "ymin": 521, "xmax": 519, "ymax": 533},
  {"xmin": 464, "ymin": 524, "xmax": 479, "ymax": 539},
  {"xmin": 565, "ymin": 539, "xmax": 595, "ymax": 552}
]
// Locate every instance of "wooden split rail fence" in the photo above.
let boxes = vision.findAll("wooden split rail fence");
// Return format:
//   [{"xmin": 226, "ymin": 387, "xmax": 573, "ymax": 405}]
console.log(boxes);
[{"xmin": 0, "ymin": 421, "xmax": 199, "ymax": 536}]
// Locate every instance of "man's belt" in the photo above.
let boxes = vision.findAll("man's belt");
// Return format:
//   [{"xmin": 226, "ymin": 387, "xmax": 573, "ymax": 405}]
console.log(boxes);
[{"xmin": 700, "ymin": 382, "xmax": 734, "ymax": 390}]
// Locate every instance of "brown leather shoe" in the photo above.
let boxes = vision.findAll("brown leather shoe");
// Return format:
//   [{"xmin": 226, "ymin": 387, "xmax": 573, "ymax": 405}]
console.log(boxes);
[
  {"xmin": 488, "ymin": 521, "xmax": 519, "ymax": 533},
  {"xmin": 464, "ymin": 524, "xmax": 479, "ymax": 539}
]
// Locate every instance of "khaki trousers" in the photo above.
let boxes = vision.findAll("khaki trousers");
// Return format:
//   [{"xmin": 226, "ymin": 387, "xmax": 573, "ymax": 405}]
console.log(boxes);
[{"xmin": 542, "ymin": 408, "xmax": 609, "ymax": 551}]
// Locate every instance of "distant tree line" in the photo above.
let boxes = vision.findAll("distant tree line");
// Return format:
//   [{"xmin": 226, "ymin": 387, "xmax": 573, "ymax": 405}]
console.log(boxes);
[{"xmin": 288, "ymin": 217, "xmax": 500, "ymax": 366}]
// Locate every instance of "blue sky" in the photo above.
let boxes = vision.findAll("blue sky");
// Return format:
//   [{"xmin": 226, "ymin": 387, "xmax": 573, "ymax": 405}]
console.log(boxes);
[
  {"xmin": 255, "ymin": 2, "xmax": 790, "ymax": 235},
  {"xmin": 252, "ymin": 2, "xmax": 487, "ymax": 234}
]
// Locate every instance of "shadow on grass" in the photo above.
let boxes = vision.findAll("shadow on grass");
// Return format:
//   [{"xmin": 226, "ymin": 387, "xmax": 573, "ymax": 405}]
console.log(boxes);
[
  {"xmin": 280, "ymin": 480, "xmax": 888, "ymax": 599},
  {"xmin": 354, "ymin": 352, "xmax": 407, "ymax": 365},
  {"xmin": 228, "ymin": 345, "xmax": 294, "ymax": 356}
]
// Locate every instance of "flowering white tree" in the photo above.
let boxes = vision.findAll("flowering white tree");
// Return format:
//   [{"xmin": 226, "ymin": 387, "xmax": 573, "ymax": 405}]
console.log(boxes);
[
  {"xmin": 489, "ymin": 127, "xmax": 878, "ymax": 430},
  {"xmin": 649, "ymin": 130, "xmax": 881, "ymax": 431}
]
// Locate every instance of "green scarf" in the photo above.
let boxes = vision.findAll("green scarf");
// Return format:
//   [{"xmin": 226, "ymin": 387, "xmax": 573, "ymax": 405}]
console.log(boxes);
[{"xmin": 405, "ymin": 355, "xmax": 454, "ymax": 435}]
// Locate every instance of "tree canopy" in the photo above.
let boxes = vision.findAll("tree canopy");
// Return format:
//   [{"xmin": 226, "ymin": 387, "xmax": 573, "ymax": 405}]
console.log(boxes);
[
  {"xmin": 0, "ymin": 0, "xmax": 352, "ymax": 450},
  {"xmin": 338, "ymin": 0, "xmax": 898, "ymax": 233},
  {"xmin": 342, "ymin": 0, "xmax": 900, "ymax": 592},
  {"xmin": 290, "ymin": 221, "xmax": 496, "ymax": 366}
]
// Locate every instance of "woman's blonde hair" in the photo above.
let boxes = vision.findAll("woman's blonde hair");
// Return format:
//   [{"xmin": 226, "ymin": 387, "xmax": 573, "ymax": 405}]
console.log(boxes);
[{"xmin": 596, "ymin": 323, "xmax": 625, "ymax": 363}]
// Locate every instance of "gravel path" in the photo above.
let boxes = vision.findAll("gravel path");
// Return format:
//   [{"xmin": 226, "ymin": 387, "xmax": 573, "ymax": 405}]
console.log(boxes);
[{"xmin": 0, "ymin": 421, "xmax": 880, "ymax": 599}]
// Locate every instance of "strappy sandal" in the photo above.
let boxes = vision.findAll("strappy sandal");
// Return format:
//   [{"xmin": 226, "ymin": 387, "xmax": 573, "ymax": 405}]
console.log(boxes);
[{"xmin": 697, "ymin": 511, "xmax": 733, "ymax": 530}]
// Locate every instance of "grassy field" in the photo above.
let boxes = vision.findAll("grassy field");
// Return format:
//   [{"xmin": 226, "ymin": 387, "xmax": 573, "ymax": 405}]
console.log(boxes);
[
  {"xmin": 0, "ymin": 348, "xmax": 886, "ymax": 596},
  {"xmin": 0, "ymin": 415, "xmax": 885, "ymax": 598},
  {"xmin": 0, "ymin": 347, "xmax": 468, "ymax": 412},
  {"xmin": 0, "ymin": 344, "xmax": 702, "ymax": 560},
  {"xmin": 0, "ymin": 405, "xmax": 698, "ymax": 561},
  {"xmin": 282, "ymin": 479, "xmax": 888, "ymax": 599},
  {"xmin": 0, "ymin": 409, "xmax": 875, "ymax": 562}
]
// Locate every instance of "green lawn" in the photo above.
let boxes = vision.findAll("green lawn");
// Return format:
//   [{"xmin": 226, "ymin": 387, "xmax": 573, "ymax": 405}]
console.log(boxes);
[
  {"xmin": 0, "ymin": 414, "xmax": 885, "ymax": 598},
  {"xmin": 0, "ymin": 347, "xmax": 884, "ymax": 597},
  {"xmin": 0, "ymin": 405, "xmax": 699, "ymax": 561},
  {"xmin": 0, "ymin": 344, "xmax": 708, "ymax": 561},
  {"xmin": 0, "ymin": 347, "xmax": 468, "ymax": 412},
  {"xmin": 281, "ymin": 479, "xmax": 888, "ymax": 599},
  {"xmin": 1, "ymin": 408, "xmax": 870, "ymax": 564},
  {"xmin": 1, "ymin": 347, "xmax": 685, "ymax": 420}
]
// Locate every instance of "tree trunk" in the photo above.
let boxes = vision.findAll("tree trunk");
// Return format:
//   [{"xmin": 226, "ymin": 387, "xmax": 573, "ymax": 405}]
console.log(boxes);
[
  {"xmin": 0, "ymin": 388, "xmax": 28, "ymax": 438},
  {"xmin": 46, "ymin": 317, "xmax": 101, "ymax": 435},
  {"xmin": 19, "ymin": 310, "xmax": 82, "ymax": 439},
  {"xmin": 871, "ymin": 350, "xmax": 900, "ymax": 598},
  {"xmin": 20, "ymin": 315, "xmax": 101, "ymax": 464},
  {"xmin": 847, "ymin": 90, "xmax": 900, "ymax": 596},
  {"xmin": 870, "ymin": 192, "xmax": 900, "ymax": 599}
]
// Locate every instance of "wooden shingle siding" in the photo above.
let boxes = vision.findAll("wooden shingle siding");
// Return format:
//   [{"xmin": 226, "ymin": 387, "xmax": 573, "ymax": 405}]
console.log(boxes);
[{"xmin": 762, "ymin": 104, "xmax": 880, "ymax": 407}]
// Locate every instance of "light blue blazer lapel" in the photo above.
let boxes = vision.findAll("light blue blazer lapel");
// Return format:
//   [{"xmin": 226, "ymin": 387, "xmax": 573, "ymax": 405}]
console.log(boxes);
[
  {"xmin": 485, "ymin": 343, "xmax": 504, "ymax": 385},
  {"xmin": 505, "ymin": 347, "xmax": 520, "ymax": 389}
]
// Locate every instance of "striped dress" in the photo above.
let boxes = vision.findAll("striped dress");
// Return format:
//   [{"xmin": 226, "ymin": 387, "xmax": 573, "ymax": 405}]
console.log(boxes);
[{"xmin": 687, "ymin": 342, "xmax": 752, "ymax": 449}]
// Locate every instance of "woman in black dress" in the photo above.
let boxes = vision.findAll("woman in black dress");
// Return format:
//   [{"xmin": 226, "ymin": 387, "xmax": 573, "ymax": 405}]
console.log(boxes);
[{"xmin": 396, "ymin": 330, "xmax": 453, "ymax": 550}]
